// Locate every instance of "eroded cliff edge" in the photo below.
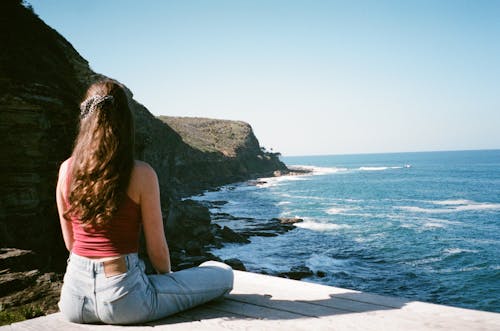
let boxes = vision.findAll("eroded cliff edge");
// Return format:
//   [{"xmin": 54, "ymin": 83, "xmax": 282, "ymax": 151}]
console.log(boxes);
[{"xmin": 0, "ymin": 1, "xmax": 287, "ymax": 274}]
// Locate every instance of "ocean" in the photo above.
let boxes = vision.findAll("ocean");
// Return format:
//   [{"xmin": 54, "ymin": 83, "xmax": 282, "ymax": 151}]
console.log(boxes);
[{"xmin": 191, "ymin": 150, "xmax": 500, "ymax": 312}]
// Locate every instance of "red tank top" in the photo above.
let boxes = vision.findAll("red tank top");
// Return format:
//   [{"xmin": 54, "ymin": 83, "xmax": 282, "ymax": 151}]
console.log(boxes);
[{"xmin": 65, "ymin": 159, "xmax": 141, "ymax": 257}]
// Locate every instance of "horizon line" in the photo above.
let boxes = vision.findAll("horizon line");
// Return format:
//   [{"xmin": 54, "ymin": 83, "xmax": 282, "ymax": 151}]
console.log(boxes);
[{"xmin": 281, "ymin": 148, "xmax": 500, "ymax": 158}]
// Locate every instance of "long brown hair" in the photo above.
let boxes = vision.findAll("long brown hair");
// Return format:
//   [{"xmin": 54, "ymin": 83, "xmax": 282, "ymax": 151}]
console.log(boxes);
[{"xmin": 64, "ymin": 79, "xmax": 135, "ymax": 227}]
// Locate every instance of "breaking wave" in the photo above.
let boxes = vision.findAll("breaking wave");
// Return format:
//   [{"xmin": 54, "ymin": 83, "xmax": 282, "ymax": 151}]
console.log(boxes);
[
  {"xmin": 295, "ymin": 219, "xmax": 350, "ymax": 231},
  {"xmin": 289, "ymin": 165, "xmax": 349, "ymax": 175},
  {"xmin": 398, "ymin": 200, "xmax": 500, "ymax": 213},
  {"xmin": 359, "ymin": 166, "xmax": 403, "ymax": 171}
]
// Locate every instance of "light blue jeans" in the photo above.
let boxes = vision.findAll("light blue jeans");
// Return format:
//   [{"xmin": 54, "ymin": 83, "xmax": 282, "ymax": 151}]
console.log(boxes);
[{"xmin": 58, "ymin": 253, "xmax": 234, "ymax": 325}]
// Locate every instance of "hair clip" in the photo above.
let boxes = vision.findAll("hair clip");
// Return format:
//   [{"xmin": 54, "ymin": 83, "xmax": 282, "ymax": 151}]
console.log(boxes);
[{"xmin": 79, "ymin": 95, "xmax": 114, "ymax": 119}]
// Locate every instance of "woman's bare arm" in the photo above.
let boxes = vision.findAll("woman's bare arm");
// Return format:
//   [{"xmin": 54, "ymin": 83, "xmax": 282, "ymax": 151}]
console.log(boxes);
[
  {"xmin": 136, "ymin": 162, "xmax": 171, "ymax": 273},
  {"xmin": 56, "ymin": 159, "xmax": 74, "ymax": 252}
]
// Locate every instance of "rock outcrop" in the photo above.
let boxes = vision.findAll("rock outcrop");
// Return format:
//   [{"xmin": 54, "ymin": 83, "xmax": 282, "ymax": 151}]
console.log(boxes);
[
  {"xmin": 0, "ymin": 0, "xmax": 287, "ymax": 272},
  {"xmin": 159, "ymin": 116, "xmax": 287, "ymax": 193},
  {"xmin": 0, "ymin": 249, "xmax": 62, "ymax": 322}
]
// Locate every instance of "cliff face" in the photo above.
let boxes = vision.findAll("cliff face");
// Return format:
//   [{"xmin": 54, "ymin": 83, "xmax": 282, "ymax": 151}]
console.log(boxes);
[
  {"xmin": 0, "ymin": 1, "xmax": 287, "ymax": 270},
  {"xmin": 160, "ymin": 116, "xmax": 287, "ymax": 194}
]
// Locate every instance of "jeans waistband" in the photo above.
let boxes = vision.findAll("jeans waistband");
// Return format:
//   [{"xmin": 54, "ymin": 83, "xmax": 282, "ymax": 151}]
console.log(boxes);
[{"xmin": 68, "ymin": 252, "xmax": 139, "ymax": 275}]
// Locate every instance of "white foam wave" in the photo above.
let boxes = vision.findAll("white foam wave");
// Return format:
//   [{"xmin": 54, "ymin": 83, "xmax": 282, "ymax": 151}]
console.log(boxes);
[
  {"xmin": 432, "ymin": 199, "xmax": 473, "ymax": 205},
  {"xmin": 343, "ymin": 212, "xmax": 380, "ymax": 218},
  {"xmin": 445, "ymin": 202, "xmax": 500, "ymax": 212},
  {"xmin": 289, "ymin": 165, "xmax": 348, "ymax": 175},
  {"xmin": 400, "ymin": 223, "xmax": 414, "ymax": 229},
  {"xmin": 276, "ymin": 201, "xmax": 291, "ymax": 206},
  {"xmin": 426, "ymin": 218, "xmax": 462, "ymax": 225},
  {"xmin": 398, "ymin": 206, "xmax": 438, "ymax": 213},
  {"xmin": 457, "ymin": 266, "xmax": 484, "ymax": 272},
  {"xmin": 289, "ymin": 164, "xmax": 406, "ymax": 175},
  {"xmin": 415, "ymin": 218, "xmax": 462, "ymax": 229},
  {"xmin": 306, "ymin": 253, "xmax": 350, "ymax": 271},
  {"xmin": 423, "ymin": 222, "xmax": 446, "ymax": 229},
  {"xmin": 359, "ymin": 166, "xmax": 403, "ymax": 171},
  {"xmin": 399, "ymin": 200, "xmax": 500, "ymax": 214},
  {"xmin": 255, "ymin": 175, "xmax": 309, "ymax": 188},
  {"xmin": 325, "ymin": 207, "xmax": 353, "ymax": 215},
  {"xmin": 410, "ymin": 256, "xmax": 444, "ymax": 265},
  {"xmin": 295, "ymin": 220, "xmax": 350, "ymax": 231},
  {"xmin": 443, "ymin": 248, "xmax": 479, "ymax": 255},
  {"xmin": 284, "ymin": 194, "xmax": 327, "ymax": 201}
]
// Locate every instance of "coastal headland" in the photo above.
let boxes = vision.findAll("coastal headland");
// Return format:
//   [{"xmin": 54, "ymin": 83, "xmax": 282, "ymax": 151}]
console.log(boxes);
[{"xmin": 0, "ymin": 0, "xmax": 289, "ymax": 323}]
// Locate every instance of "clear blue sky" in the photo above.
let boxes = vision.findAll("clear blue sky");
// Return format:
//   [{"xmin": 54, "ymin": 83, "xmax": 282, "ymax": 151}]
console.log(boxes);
[{"xmin": 29, "ymin": 0, "xmax": 500, "ymax": 156}]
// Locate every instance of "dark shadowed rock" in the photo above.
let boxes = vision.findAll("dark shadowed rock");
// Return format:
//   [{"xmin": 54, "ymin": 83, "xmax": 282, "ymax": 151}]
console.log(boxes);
[
  {"xmin": 220, "ymin": 226, "xmax": 250, "ymax": 243},
  {"xmin": 279, "ymin": 266, "xmax": 314, "ymax": 280},
  {"xmin": 271, "ymin": 217, "xmax": 304, "ymax": 225},
  {"xmin": 239, "ymin": 231, "xmax": 278, "ymax": 237},
  {"xmin": 196, "ymin": 200, "xmax": 229, "ymax": 210},
  {"xmin": 0, "ymin": 270, "xmax": 40, "ymax": 297},
  {"xmin": 172, "ymin": 252, "xmax": 222, "ymax": 271},
  {"xmin": 165, "ymin": 199, "xmax": 214, "ymax": 252},
  {"xmin": 211, "ymin": 213, "xmax": 255, "ymax": 222},
  {"xmin": 237, "ymin": 217, "xmax": 303, "ymax": 238},
  {"xmin": 0, "ymin": 247, "xmax": 63, "ymax": 316},
  {"xmin": 185, "ymin": 241, "xmax": 203, "ymax": 256},
  {"xmin": 0, "ymin": 248, "xmax": 39, "ymax": 272},
  {"xmin": 224, "ymin": 258, "xmax": 247, "ymax": 271}
]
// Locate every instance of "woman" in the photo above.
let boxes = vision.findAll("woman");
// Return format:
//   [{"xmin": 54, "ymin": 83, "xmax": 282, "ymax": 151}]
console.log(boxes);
[{"xmin": 56, "ymin": 79, "xmax": 233, "ymax": 325}]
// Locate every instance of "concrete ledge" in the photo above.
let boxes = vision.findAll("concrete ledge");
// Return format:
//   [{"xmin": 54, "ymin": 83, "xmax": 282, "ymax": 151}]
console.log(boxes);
[{"xmin": 2, "ymin": 271, "xmax": 499, "ymax": 330}]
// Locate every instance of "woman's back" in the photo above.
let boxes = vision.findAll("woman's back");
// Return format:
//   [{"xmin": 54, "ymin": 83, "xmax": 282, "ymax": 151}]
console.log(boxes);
[{"xmin": 59, "ymin": 158, "xmax": 161, "ymax": 258}]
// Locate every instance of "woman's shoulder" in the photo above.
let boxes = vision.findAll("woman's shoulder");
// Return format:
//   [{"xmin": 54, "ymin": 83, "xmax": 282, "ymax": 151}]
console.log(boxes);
[
  {"xmin": 128, "ymin": 161, "xmax": 159, "ymax": 202},
  {"xmin": 133, "ymin": 160, "xmax": 156, "ymax": 173},
  {"xmin": 57, "ymin": 157, "xmax": 73, "ymax": 198},
  {"xmin": 131, "ymin": 160, "xmax": 158, "ymax": 182},
  {"xmin": 58, "ymin": 157, "xmax": 72, "ymax": 178},
  {"xmin": 61, "ymin": 157, "xmax": 72, "ymax": 167}
]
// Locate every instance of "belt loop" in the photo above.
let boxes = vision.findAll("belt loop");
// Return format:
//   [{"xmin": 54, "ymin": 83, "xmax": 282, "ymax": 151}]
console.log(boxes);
[{"xmin": 126, "ymin": 254, "xmax": 132, "ymax": 270}]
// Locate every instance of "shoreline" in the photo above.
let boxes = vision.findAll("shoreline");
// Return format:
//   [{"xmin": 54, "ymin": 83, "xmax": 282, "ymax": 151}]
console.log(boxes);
[
  {"xmin": 186, "ymin": 158, "xmax": 500, "ymax": 314},
  {"xmin": 190, "ymin": 167, "xmax": 318, "ymax": 279}
]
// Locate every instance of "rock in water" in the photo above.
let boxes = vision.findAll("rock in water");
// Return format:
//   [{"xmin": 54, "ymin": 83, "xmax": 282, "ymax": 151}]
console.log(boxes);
[
  {"xmin": 271, "ymin": 217, "xmax": 304, "ymax": 225},
  {"xmin": 224, "ymin": 258, "xmax": 247, "ymax": 271},
  {"xmin": 279, "ymin": 266, "xmax": 314, "ymax": 280},
  {"xmin": 220, "ymin": 226, "xmax": 251, "ymax": 243}
]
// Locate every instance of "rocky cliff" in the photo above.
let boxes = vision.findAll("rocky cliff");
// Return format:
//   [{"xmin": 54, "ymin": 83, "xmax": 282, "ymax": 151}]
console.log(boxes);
[
  {"xmin": 159, "ymin": 116, "xmax": 287, "ymax": 193},
  {"xmin": 0, "ymin": 0, "xmax": 287, "ymax": 272}
]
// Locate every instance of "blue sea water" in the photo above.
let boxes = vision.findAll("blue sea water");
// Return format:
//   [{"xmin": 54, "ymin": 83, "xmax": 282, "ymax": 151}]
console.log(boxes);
[{"xmin": 192, "ymin": 150, "xmax": 500, "ymax": 312}]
